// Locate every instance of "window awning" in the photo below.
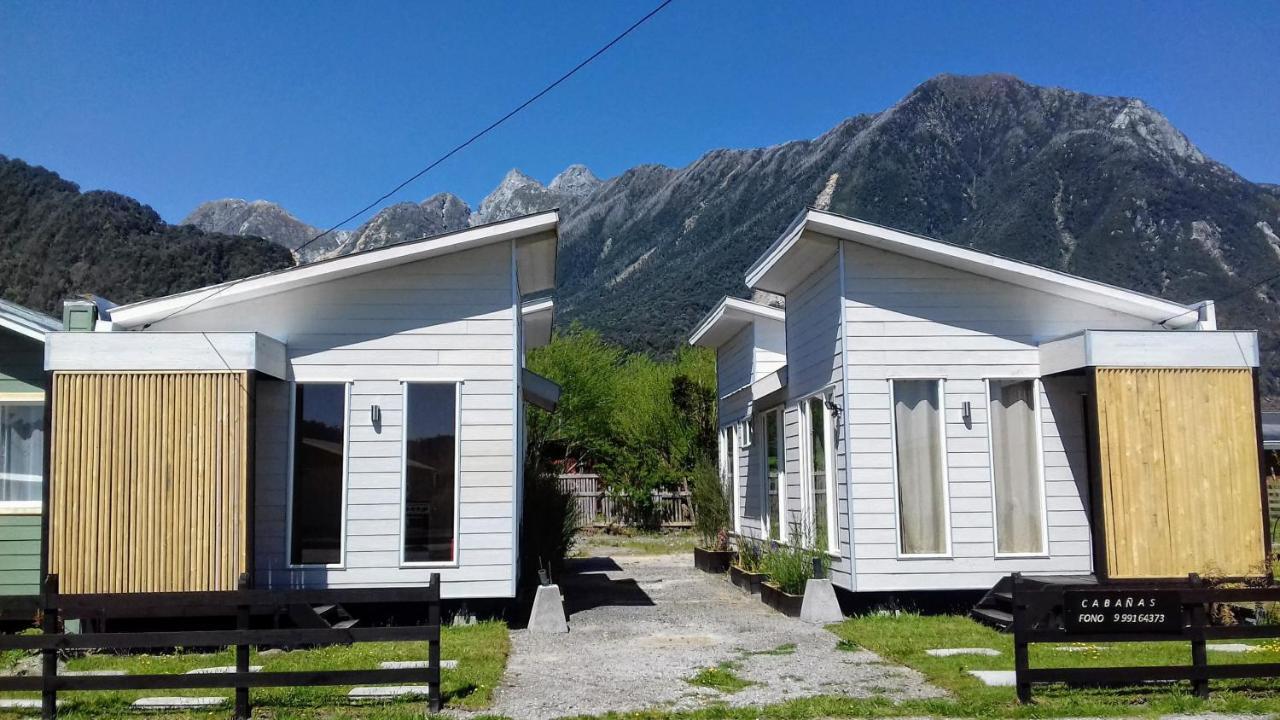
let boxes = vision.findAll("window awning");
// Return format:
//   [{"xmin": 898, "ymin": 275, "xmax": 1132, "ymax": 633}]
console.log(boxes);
[{"xmin": 522, "ymin": 368, "xmax": 561, "ymax": 412}]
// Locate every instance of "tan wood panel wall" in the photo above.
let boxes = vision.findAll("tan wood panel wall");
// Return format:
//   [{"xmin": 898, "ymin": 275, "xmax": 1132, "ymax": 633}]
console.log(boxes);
[
  {"xmin": 49, "ymin": 372, "xmax": 251, "ymax": 594},
  {"xmin": 1095, "ymin": 368, "xmax": 1266, "ymax": 579}
]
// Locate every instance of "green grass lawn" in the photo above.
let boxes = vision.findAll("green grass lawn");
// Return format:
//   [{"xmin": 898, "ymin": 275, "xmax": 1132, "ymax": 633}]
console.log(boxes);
[
  {"xmin": 0, "ymin": 620, "xmax": 508, "ymax": 719},
  {"xmin": 824, "ymin": 612, "xmax": 1280, "ymax": 718},
  {"xmin": 574, "ymin": 530, "xmax": 697, "ymax": 557}
]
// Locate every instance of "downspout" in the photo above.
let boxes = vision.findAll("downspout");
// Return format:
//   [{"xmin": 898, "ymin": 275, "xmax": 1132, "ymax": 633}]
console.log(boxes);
[
  {"xmin": 510, "ymin": 240, "xmax": 524, "ymax": 597},
  {"xmin": 838, "ymin": 240, "xmax": 857, "ymax": 590}
]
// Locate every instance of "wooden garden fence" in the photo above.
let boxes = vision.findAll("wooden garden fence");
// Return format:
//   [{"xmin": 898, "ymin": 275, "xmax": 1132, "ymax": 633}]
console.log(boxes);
[
  {"xmin": 0, "ymin": 573, "xmax": 443, "ymax": 719},
  {"xmin": 559, "ymin": 473, "xmax": 692, "ymax": 528}
]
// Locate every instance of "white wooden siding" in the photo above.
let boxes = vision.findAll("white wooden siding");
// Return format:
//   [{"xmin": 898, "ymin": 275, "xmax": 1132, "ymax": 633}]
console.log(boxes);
[
  {"xmin": 777, "ymin": 258, "xmax": 853, "ymax": 584},
  {"xmin": 838, "ymin": 237, "xmax": 1153, "ymax": 591},
  {"xmin": 161, "ymin": 243, "xmax": 518, "ymax": 599}
]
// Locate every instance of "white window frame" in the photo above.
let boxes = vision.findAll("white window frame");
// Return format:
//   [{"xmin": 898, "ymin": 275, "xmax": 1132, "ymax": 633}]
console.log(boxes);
[
  {"xmin": 286, "ymin": 380, "xmax": 351, "ymax": 570},
  {"xmin": 887, "ymin": 378, "xmax": 953, "ymax": 559},
  {"xmin": 985, "ymin": 377, "xmax": 1050, "ymax": 559},
  {"xmin": 399, "ymin": 380, "xmax": 464, "ymax": 568},
  {"xmin": 0, "ymin": 392, "xmax": 45, "ymax": 513},
  {"xmin": 737, "ymin": 418, "xmax": 753, "ymax": 448},
  {"xmin": 758, "ymin": 406, "xmax": 785, "ymax": 541},
  {"xmin": 801, "ymin": 391, "xmax": 839, "ymax": 556}
]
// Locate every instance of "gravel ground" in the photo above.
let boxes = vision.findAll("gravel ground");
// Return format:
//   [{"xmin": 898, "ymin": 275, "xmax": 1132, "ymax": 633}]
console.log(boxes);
[{"xmin": 480, "ymin": 553, "xmax": 943, "ymax": 720}]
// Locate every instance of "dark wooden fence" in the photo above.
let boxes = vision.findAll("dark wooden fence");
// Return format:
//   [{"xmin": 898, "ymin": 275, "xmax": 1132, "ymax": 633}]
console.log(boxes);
[
  {"xmin": 559, "ymin": 473, "xmax": 692, "ymax": 528},
  {"xmin": 1012, "ymin": 572, "xmax": 1280, "ymax": 703},
  {"xmin": 0, "ymin": 573, "xmax": 442, "ymax": 719}
]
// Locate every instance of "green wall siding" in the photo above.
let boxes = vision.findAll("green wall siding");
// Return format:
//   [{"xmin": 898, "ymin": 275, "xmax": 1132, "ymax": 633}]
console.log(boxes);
[
  {"xmin": 0, "ymin": 329, "xmax": 45, "ymax": 394},
  {"xmin": 0, "ymin": 514, "xmax": 40, "ymax": 595}
]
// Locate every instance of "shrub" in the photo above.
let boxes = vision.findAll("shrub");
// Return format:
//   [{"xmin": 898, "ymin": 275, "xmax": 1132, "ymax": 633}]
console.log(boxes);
[
  {"xmin": 761, "ymin": 522, "xmax": 831, "ymax": 595},
  {"xmin": 690, "ymin": 459, "xmax": 730, "ymax": 550},
  {"xmin": 735, "ymin": 537, "xmax": 765, "ymax": 573},
  {"xmin": 519, "ymin": 446, "xmax": 580, "ymax": 585}
]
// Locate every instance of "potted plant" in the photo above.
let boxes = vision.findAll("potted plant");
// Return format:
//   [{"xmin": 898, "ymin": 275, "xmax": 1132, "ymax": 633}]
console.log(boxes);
[
  {"xmin": 691, "ymin": 460, "xmax": 734, "ymax": 573},
  {"xmin": 729, "ymin": 538, "xmax": 768, "ymax": 593},
  {"xmin": 759, "ymin": 524, "xmax": 830, "ymax": 616}
]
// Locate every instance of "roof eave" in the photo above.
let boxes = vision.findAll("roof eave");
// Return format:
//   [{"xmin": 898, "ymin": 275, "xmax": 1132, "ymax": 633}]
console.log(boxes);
[{"xmin": 111, "ymin": 210, "xmax": 560, "ymax": 329}]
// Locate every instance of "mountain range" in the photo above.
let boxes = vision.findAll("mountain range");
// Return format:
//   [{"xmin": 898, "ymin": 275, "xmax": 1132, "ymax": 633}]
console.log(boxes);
[
  {"xmin": 4, "ymin": 73, "xmax": 1279, "ymax": 396},
  {"xmin": 184, "ymin": 73, "xmax": 1280, "ymax": 396}
]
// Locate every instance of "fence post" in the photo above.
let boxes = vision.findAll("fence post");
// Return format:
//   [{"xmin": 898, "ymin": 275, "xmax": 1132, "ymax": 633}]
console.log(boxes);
[
  {"xmin": 235, "ymin": 573, "xmax": 251, "ymax": 720},
  {"xmin": 1187, "ymin": 572, "xmax": 1209, "ymax": 699},
  {"xmin": 427, "ymin": 572, "xmax": 442, "ymax": 714},
  {"xmin": 1011, "ymin": 572, "xmax": 1031, "ymax": 704},
  {"xmin": 40, "ymin": 573, "xmax": 58, "ymax": 720}
]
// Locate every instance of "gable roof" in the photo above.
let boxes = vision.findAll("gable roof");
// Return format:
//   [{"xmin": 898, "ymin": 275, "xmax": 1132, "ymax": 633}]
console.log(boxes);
[
  {"xmin": 110, "ymin": 210, "xmax": 559, "ymax": 329},
  {"xmin": 688, "ymin": 296, "xmax": 785, "ymax": 348},
  {"xmin": 745, "ymin": 209, "xmax": 1201, "ymax": 329},
  {"xmin": 0, "ymin": 298, "xmax": 62, "ymax": 341}
]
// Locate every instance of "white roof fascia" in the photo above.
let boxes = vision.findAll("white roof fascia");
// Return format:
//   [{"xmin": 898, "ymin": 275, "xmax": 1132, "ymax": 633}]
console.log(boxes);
[
  {"xmin": 0, "ymin": 316, "xmax": 49, "ymax": 342},
  {"xmin": 0, "ymin": 301, "xmax": 62, "ymax": 341},
  {"xmin": 747, "ymin": 209, "xmax": 1200, "ymax": 328},
  {"xmin": 688, "ymin": 296, "xmax": 786, "ymax": 348},
  {"xmin": 110, "ymin": 211, "xmax": 559, "ymax": 329}
]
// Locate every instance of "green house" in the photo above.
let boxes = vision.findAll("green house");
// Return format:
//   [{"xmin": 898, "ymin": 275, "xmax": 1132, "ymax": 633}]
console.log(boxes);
[{"xmin": 0, "ymin": 299, "xmax": 61, "ymax": 596}]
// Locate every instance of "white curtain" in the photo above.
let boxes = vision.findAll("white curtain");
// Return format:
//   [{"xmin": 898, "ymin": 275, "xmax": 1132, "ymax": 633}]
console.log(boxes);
[
  {"xmin": 990, "ymin": 380, "xmax": 1045, "ymax": 554},
  {"xmin": 0, "ymin": 403, "xmax": 44, "ymax": 502},
  {"xmin": 893, "ymin": 381, "xmax": 947, "ymax": 555}
]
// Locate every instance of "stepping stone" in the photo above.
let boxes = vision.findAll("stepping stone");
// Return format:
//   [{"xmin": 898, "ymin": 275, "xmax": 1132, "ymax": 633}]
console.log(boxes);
[
  {"xmin": 258, "ymin": 648, "xmax": 285, "ymax": 657},
  {"xmin": 380, "ymin": 660, "xmax": 457, "ymax": 670},
  {"xmin": 926, "ymin": 647, "xmax": 1000, "ymax": 657},
  {"xmin": 967, "ymin": 669, "xmax": 1017, "ymax": 687},
  {"xmin": 64, "ymin": 669, "xmax": 127, "ymax": 676},
  {"xmin": 185, "ymin": 665, "xmax": 263, "ymax": 674},
  {"xmin": 0, "ymin": 699, "xmax": 58, "ymax": 709},
  {"xmin": 1207, "ymin": 643, "xmax": 1254, "ymax": 653},
  {"xmin": 1054, "ymin": 645, "xmax": 1109, "ymax": 652},
  {"xmin": 348, "ymin": 685, "xmax": 430, "ymax": 701},
  {"xmin": 133, "ymin": 697, "xmax": 227, "ymax": 710}
]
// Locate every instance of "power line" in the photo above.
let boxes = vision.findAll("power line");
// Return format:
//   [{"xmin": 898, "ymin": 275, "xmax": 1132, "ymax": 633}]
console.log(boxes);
[
  {"xmin": 1159, "ymin": 267, "xmax": 1280, "ymax": 326},
  {"xmin": 142, "ymin": 0, "xmax": 676, "ymax": 330}
]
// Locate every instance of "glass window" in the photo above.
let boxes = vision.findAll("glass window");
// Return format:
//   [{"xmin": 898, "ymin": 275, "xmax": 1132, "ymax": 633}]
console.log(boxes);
[
  {"xmin": 764, "ymin": 409, "xmax": 782, "ymax": 540},
  {"xmin": 403, "ymin": 383, "xmax": 458, "ymax": 564},
  {"xmin": 807, "ymin": 396, "xmax": 831, "ymax": 552},
  {"xmin": 290, "ymin": 383, "xmax": 346, "ymax": 565},
  {"xmin": 990, "ymin": 379, "xmax": 1045, "ymax": 555},
  {"xmin": 0, "ymin": 401, "xmax": 43, "ymax": 503},
  {"xmin": 893, "ymin": 380, "xmax": 948, "ymax": 555}
]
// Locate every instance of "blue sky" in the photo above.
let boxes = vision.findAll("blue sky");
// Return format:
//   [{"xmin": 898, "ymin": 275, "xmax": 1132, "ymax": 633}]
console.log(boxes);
[{"xmin": 1, "ymin": 1, "xmax": 1275, "ymax": 227}]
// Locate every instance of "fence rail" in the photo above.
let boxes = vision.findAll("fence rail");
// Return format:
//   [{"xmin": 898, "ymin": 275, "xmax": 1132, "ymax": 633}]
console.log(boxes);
[
  {"xmin": 559, "ymin": 473, "xmax": 692, "ymax": 528},
  {"xmin": 1011, "ymin": 572, "xmax": 1280, "ymax": 703},
  {"xmin": 0, "ymin": 573, "xmax": 442, "ymax": 719}
]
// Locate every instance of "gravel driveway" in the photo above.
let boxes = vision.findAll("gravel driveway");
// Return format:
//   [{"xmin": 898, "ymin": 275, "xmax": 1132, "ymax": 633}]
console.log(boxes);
[{"xmin": 482, "ymin": 553, "xmax": 943, "ymax": 720}]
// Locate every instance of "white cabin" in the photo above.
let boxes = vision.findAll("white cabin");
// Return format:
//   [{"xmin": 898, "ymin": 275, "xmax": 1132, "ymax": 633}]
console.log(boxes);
[
  {"xmin": 43, "ymin": 211, "xmax": 560, "ymax": 599},
  {"xmin": 692, "ymin": 209, "xmax": 1267, "ymax": 593}
]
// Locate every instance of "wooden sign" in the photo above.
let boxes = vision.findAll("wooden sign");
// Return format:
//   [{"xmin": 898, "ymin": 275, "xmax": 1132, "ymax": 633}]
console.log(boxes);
[{"xmin": 1063, "ymin": 589, "xmax": 1182, "ymax": 633}]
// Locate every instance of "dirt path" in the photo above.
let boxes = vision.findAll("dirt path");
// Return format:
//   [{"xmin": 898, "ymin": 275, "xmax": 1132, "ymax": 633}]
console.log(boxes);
[{"xmin": 482, "ymin": 553, "xmax": 943, "ymax": 720}]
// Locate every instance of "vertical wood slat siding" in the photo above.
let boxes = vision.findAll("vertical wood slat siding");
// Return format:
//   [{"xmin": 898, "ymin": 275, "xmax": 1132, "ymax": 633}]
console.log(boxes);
[
  {"xmin": 1095, "ymin": 368, "xmax": 1265, "ymax": 579},
  {"xmin": 50, "ymin": 371, "xmax": 250, "ymax": 594}
]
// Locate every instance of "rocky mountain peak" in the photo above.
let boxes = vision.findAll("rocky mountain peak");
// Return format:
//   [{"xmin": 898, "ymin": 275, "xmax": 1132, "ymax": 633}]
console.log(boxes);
[
  {"xmin": 549, "ymin": 164, "xmax": 602, "ymax": 198},
  {"xmin": 1110, "ymin": 99, "xmax": 1206, "ymax": 164},
  {"xmin": 473, "ymin": 168, "xmax": 557, "ymax": 226}
]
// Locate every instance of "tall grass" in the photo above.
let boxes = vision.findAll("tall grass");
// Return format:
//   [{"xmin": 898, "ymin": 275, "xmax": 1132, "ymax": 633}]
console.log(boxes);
[{"xmin": 761, "ymin": 522, "xmax": 830, "ymax": 594}]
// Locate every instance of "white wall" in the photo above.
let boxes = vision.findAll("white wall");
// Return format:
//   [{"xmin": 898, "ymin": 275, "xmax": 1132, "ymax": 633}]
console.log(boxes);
[
  {"xmin": 774, "ymin": 260, "xmax": 853, "ymax": 586},
  {"xmin": 837, "ymin": 235, "xmax": 1157, "ymax": 591},
  {"xmin": 159, "ymin": 242, "xmax": 519, "ymax": 599}
]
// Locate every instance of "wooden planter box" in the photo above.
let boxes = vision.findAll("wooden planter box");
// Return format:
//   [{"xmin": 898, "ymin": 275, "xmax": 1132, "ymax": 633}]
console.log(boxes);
[
  {"xmin": 760, "ymin": 581, "xmax": 804, "ymax": 617},
  {"xmin": 693, "ymin": 547, "xmax": 734, "ymax": 573},
  {"xmin": 729, "ymin": 565, "xmax": 767, "ymax": 594}
]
